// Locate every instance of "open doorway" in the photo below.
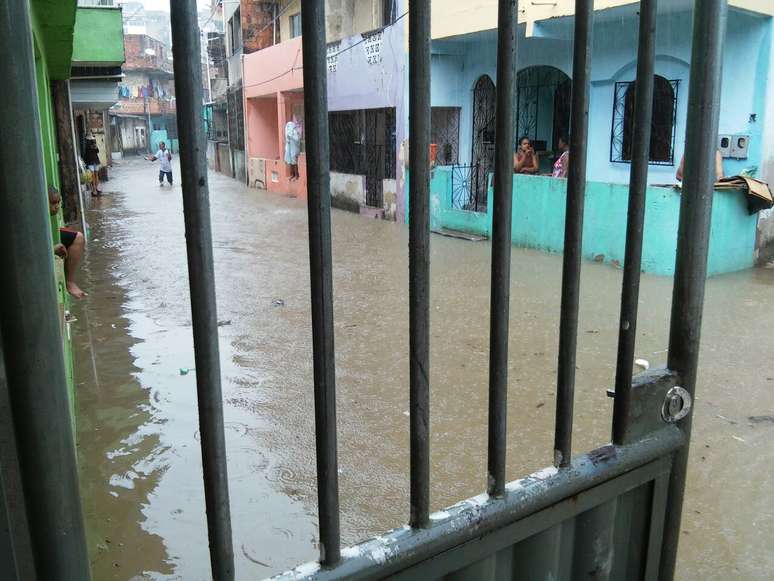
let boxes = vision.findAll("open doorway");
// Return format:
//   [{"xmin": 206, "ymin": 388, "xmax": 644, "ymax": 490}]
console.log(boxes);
[
  {"xmin": 515, "ymin": 66, "xmax": 572, "ymax": 168},
  {"xmin": 470, "ymin": 75, "xmax": 496, "ymax": 211}
]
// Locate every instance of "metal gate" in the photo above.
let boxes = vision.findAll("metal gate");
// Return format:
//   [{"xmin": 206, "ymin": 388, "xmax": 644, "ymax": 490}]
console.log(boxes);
[
  {"xmin": 329, "ymin": 108, "xmax": 396, "ymax": 209},
  {"xmin": 364, "ymin": 108, "xmax": 396, "ymax": 208},
  {"xmin": 0, "ymin": 0, "xmax": 728, "ymax": 580},
  {"xmin": 470, "ymin": 74, "xmax": 497, "ymax": 212}
]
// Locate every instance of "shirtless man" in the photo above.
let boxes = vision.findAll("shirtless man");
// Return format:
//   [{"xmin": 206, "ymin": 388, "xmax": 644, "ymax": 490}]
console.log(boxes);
[{"xmin": 676, "ymin": 150, "xmax": 724, "ymax": 182}]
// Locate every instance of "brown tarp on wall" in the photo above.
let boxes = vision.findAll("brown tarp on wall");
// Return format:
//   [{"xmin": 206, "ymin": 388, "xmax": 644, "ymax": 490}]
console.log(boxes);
[{"xmin": 715, "ymin": 175, "xmax": 774, "ymax": 214}]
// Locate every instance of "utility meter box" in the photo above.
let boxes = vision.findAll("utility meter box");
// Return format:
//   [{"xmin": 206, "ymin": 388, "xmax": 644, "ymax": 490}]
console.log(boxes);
[
  {"xmin": 718, "ymin": 135, "xmax": 732, "ymax": 158},
  {"xmin": 730, "ymin": 134, "xmax": 750, "ymax": 159}
]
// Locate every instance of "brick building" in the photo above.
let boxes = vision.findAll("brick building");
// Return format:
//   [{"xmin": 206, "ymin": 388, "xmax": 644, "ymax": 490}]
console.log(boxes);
[{"xmin": 111, "ymin": 33, "xmax": 177, "ymax": 156}]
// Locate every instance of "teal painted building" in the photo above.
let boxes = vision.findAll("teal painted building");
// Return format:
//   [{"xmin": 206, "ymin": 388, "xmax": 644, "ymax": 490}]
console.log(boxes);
[
  {"xmin": 420, "ymin": 3, "xmax": 773, "ymax": 275},
  {"xmin": 430, "ymin": 4, "xmax": 773, "ymax": 184}
]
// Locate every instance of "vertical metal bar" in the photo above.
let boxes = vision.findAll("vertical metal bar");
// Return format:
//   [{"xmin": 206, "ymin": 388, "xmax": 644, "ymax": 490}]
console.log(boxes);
[
  {"xmin": 644, "ymin": 474, "xmax": 670, "ymax": 580},
  {"xmin": 553, "ymin": 0, "xmax": 594, "ymax": 468},
  {"xmin": 300, "ymin": 0, "xmax": 342, "ymax": 564},
  {"xmin": 660, "ymin": 1, "xmax": 727, "ymax": 577},
  {"xmin": 487, "ymin": 0, "xmax": 517, "ymax": 498},
  {"xmin": 0, "ymin": 0, "xmax": 90, "ymax": 578},
  {"xmin": 409, "ymin": 0, "xmax": 431, "ymax": 528},
  {"xmin": 168, "ymin": 3, "xmax": 234, "ymax": 580},
  {"xmin": 0, "ymin": 329, "xmax": 36, "ymax": 581},
  {"xmin": 611, "ymin": 0, "xmax": 658, "ymax": 446}
]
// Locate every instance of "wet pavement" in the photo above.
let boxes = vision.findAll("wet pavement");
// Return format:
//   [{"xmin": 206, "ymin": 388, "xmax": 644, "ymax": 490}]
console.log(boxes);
[{"xmin": 73, "ymin": 158, "xmax": 774, "ymax": 580}]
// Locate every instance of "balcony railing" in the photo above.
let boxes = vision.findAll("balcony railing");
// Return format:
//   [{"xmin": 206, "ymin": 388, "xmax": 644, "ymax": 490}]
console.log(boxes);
[{"xmin": 112, "ymin": 97, "xmax": 176, "ymax": 116}]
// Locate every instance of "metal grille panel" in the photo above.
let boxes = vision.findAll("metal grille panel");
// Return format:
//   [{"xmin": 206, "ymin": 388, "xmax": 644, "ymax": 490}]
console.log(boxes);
[{"xmin": 611, "ymin": 77, "xmax": 679, "ymax": 165}]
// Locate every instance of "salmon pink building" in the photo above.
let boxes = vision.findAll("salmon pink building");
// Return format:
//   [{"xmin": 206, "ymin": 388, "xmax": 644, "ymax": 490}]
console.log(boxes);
[
  {"xmin": 243, "ymin": 36, "xmax": 307, "ymax": 198},
  {"xmin": 242, "ymin": 0, "xmax": 407, "ymax": 220}
]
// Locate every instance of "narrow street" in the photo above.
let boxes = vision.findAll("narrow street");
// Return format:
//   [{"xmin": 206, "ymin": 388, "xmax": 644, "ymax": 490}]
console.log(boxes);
[{"xmin": 73, "ymin": 159, "xmax": 774, "ymax": 580}]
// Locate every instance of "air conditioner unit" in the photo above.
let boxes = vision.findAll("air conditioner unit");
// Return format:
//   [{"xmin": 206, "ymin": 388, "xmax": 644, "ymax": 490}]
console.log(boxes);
[{"xmin": 248, "ymin": 157, "xmax": 267, "ymax": 189}]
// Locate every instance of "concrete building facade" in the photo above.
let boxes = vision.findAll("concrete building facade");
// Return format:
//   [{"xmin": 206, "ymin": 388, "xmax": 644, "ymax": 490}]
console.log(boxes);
[
  {"xmin": 70, "ymin": 5, "xmax": 125, "ymax": 171},
  {"xmin": 424, "ymin": 0, "xmax": 774, "ymax": 273},
  {"xmin": 242, "ymin": 0, "xmax": 406, "ymax": 219},
  {"xmin": 111, "ymin": 33, "xmax": 177, "ymax": 156}
]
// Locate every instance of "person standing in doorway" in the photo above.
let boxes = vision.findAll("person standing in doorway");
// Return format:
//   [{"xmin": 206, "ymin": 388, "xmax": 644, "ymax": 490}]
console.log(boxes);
[
  {"xmin": 148, "ymin": 141, "xmax": 173, "ymax": 187},
  {"xmin": 552, "ymin": 135, "xmax": 570, "ymax": 178},
  {"xmin": 284, "ymin": 116, "xmax": 302, "ymax": 181},
  {"xmin": 84, "ymin": 135, "xmax": 102, "ymax": 195}
]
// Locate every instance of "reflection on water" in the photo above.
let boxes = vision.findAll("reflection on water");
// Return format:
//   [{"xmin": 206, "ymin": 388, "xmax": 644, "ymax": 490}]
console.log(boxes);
[{"xmin": 73, "ymin": 160, "xmax": 774, "ymax": 580}]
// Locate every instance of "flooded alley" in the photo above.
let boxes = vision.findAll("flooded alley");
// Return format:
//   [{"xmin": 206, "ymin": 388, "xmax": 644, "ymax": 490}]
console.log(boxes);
[{"xmin": 73, "ymin": 159, "xmax": 774, "ymax": 580}]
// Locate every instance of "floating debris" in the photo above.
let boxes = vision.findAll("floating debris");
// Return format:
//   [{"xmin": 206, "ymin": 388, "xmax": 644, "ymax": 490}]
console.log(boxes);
[
  {"xmin": 716, "ymin": 414, "xmax": 737, "ymax": 425},
  {"xmin": 634, "ymin": 358, "xmax": 650, "ymax": 370},
  {"xmin": 272, "ymin": 298, "xmax": 285, "ymax": 307},
  {"xmin": 179, "ymin": 367, "xmax": 195, "ymax": 376}
]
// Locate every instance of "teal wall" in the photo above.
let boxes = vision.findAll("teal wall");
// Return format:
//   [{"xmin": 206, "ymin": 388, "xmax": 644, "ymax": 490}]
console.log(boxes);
[
  {"xmin": 427, "ymin": 168, "xmax": 757, "ymax": 277},
  {"xmin": 150, "ymin": 129, "xmax": 178, "ymax": 154}
]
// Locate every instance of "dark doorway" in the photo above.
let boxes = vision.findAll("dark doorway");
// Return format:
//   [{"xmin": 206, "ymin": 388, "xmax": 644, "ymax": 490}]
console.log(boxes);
[
  {"xmin": 328, "ymin": 107, "xmax": 396, "ymax": 209},
  {"xmin": 75, "ymin": 113, "xmax": 86, "ymax": 159},
  {"xmin": 515, "ymin": 66, "xmax": 572, "ymax": 155},
  {"xmin": 470, "ymin": 75, "xmax": 496, "ymax": 211},
  {"xmin": 553, "ymin": 78, "xmax": 572, "ymax": 153}
]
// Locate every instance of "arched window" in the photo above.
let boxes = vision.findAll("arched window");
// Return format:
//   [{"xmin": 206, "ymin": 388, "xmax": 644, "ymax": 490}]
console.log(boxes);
[{"xmin": 611, "ymin": 75, "xmax": 679, "ymax": 165}]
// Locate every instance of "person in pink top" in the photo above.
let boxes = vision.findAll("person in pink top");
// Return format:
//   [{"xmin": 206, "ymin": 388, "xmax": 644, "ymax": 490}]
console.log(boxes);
[{"xmin": 552, "ymin": 135, "xmax": 570, "ymax": 178}]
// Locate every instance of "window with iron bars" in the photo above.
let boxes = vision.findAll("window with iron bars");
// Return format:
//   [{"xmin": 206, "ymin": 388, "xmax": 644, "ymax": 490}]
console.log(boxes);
[
  {"xmin": 289, "ymin": 13, "xmax": 301, "ymax": 39},
  {"xmin": 431, "ymin": 107, "xmax": 461, "ymax": 165},
  {"xmin": 228, "ymin": 7, "xmax": 242, "ymax": 56},
  {"xmin": 610, "ymin": 76, "xmax": 679, "ymax": 165},
  {"xmin": 383, "ymin": 0, "xmax": 397, "ymax": 26},
  {"xmin": 227, "ymin": 86, "xmax": 244, "ymax": 151},
  {"xmin": 328, "ymin": 108, "xmax": 396, "ymax": 179}
]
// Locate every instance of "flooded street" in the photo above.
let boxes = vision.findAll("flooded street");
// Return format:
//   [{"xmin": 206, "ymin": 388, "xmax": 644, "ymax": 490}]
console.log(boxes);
[{"xmin": 73, "ymin": 159, "xmax": 774, "ymax": 580}]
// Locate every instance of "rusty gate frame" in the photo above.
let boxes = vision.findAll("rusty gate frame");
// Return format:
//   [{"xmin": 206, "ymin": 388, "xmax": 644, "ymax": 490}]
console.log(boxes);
[{"xmin": 0, "ymin": 0, "xmax": 727, "ymax": 580}]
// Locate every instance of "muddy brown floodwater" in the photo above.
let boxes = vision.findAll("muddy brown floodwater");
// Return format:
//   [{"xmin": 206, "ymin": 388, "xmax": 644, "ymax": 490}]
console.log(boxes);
[{"xmin": 72, "ymin": 159, "xmax": 774, "ymax": 580}]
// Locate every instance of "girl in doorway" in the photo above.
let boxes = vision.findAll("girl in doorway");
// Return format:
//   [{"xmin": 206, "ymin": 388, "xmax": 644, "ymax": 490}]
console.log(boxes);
[{"xmin": 513, "ymin": 136, "xmax": 539, "ymax": 174}]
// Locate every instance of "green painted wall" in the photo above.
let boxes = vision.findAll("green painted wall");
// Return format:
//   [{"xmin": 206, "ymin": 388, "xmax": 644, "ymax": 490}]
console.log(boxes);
[
  {"xmin": 29, "ymin": 0, "xmax": 77, "ymax": 80},
  {"xmin": 30, "ymin": 3, "xmax": 77, "ymax": 416},
  {"xmin": 72, "ymin": 7, "xmax": 125, "ymax": 65},
  {"xmin": 35, "ymin": 50, "xmax": 59, "ymax": 194},
  {"xmin": 428, "ymin": 169, "xmax": 758, "ymax": 277}
]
